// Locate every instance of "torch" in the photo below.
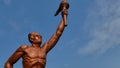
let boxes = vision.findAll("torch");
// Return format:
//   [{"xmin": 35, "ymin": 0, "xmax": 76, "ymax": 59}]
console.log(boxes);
[{"xmin": 54, "ymin": 0, "xmax": 69, "ymax": 26}]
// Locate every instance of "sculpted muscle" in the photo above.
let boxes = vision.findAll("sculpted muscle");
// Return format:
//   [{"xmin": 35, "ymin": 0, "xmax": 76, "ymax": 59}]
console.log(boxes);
[{"xmin": 22, "ymin": 46, "xmax": 46, "ymax": 68}]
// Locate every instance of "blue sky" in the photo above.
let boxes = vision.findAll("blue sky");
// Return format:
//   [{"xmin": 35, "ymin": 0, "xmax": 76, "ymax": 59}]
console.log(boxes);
[{"xmin": 1, "ymin": 0, "xmax": 120, "ymax": 68}]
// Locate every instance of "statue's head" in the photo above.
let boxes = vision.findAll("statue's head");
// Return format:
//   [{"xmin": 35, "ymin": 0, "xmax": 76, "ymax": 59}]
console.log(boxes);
[{"xmin": 28, "ymin": 32, "xmax": 42, "ymax": 44}]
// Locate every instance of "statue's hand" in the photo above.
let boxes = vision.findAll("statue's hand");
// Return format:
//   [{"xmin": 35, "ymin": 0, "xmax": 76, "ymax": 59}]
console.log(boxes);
[{"xmin": 54, "ymin": 1, "xmax": 69, "ymax": 16}]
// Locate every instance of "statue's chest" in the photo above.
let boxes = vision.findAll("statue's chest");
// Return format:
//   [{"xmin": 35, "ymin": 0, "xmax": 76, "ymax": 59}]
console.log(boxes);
[{"xmin": 25, "ymin": 48, "xmax": 46, "ymax": 58}]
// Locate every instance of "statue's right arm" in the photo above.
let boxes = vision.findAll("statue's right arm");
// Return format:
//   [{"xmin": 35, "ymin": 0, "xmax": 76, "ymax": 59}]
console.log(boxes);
[{"xmin": 4, "ymin": 45, "xmax": 27, "ymax": 68}]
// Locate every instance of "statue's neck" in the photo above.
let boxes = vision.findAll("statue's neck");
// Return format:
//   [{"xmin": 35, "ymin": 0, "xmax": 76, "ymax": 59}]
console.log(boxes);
[{"xmin": 31, "ymin": 43, "xmax": 41, "ymax": 47}]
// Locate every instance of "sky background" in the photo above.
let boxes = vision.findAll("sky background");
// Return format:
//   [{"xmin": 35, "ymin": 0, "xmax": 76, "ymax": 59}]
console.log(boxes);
[{"xmin": 1, "ymin": 0, "xmax": 120, "ymax": 68}]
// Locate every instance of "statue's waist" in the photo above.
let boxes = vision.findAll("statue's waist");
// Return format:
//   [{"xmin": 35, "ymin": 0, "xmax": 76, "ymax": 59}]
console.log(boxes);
[
  {"xmin": 23, "ymin": 62, "xmax": 45, "ymax": 68},
  {"xmin": 23, "ymin": 57, "xmax": 46, "ymax": 64}
]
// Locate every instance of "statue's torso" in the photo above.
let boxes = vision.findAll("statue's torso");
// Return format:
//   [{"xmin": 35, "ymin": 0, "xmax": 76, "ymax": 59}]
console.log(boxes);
[{"xmin": 22, "ymin": 46, "xmax": 46, "ymax": 68}]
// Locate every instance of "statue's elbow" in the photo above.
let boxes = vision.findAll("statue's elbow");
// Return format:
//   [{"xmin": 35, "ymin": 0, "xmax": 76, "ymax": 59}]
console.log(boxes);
[{"xmin": 4, "ymin": 62, "xmax": 13, "ymax": 68}]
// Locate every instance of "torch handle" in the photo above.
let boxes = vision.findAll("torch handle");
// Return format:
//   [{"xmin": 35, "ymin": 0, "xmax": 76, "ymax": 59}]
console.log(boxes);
[
  {"xmin": 63, "ymin": 14, "xmax": 67, "ymax": 26},
  {"xmin": 61, "ymin": 1, "xmax": 69, "ymax": 26}
]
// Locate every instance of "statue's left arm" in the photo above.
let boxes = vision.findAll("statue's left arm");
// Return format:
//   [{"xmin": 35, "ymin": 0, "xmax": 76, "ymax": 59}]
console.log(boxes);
[{"xmin": 43, "ymin": 11, "xmax": 68, "ymax": 53}]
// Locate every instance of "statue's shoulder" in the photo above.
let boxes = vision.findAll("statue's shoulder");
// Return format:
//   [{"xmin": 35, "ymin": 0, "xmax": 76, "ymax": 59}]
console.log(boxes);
[{"xmin": 20, "ymin": 45, "xmax": 29, "ymax": 50}]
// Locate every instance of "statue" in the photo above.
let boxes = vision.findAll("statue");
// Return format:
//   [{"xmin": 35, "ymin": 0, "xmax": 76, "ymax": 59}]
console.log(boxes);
[{"xmin": 4, "ymin": 0, "xmax": 69, "ymax": 68}]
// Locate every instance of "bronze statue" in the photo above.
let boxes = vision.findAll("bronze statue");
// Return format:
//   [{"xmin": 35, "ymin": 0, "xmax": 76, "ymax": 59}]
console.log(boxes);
[{"xmin": 4, "ymin": 0, "xmax": 69, "ymax": 68}]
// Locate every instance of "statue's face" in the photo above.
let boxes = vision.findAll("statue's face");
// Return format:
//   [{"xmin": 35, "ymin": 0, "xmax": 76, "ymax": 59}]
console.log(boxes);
[{"xmin": 29, "ymin": 32, "xmax": 42, "ymax": 44}]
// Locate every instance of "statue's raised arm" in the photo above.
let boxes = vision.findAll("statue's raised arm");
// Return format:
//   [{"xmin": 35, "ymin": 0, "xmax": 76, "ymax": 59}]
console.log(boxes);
[{"xmin": 43, "ymin": 0, "xmax": 69, "ymax": 53}]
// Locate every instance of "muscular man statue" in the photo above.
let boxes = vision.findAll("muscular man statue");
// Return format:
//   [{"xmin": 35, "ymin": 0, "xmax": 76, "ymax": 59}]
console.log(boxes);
[{"xmin": 4, "ymin": 1, "xmax": 69, "ymax": 68}]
